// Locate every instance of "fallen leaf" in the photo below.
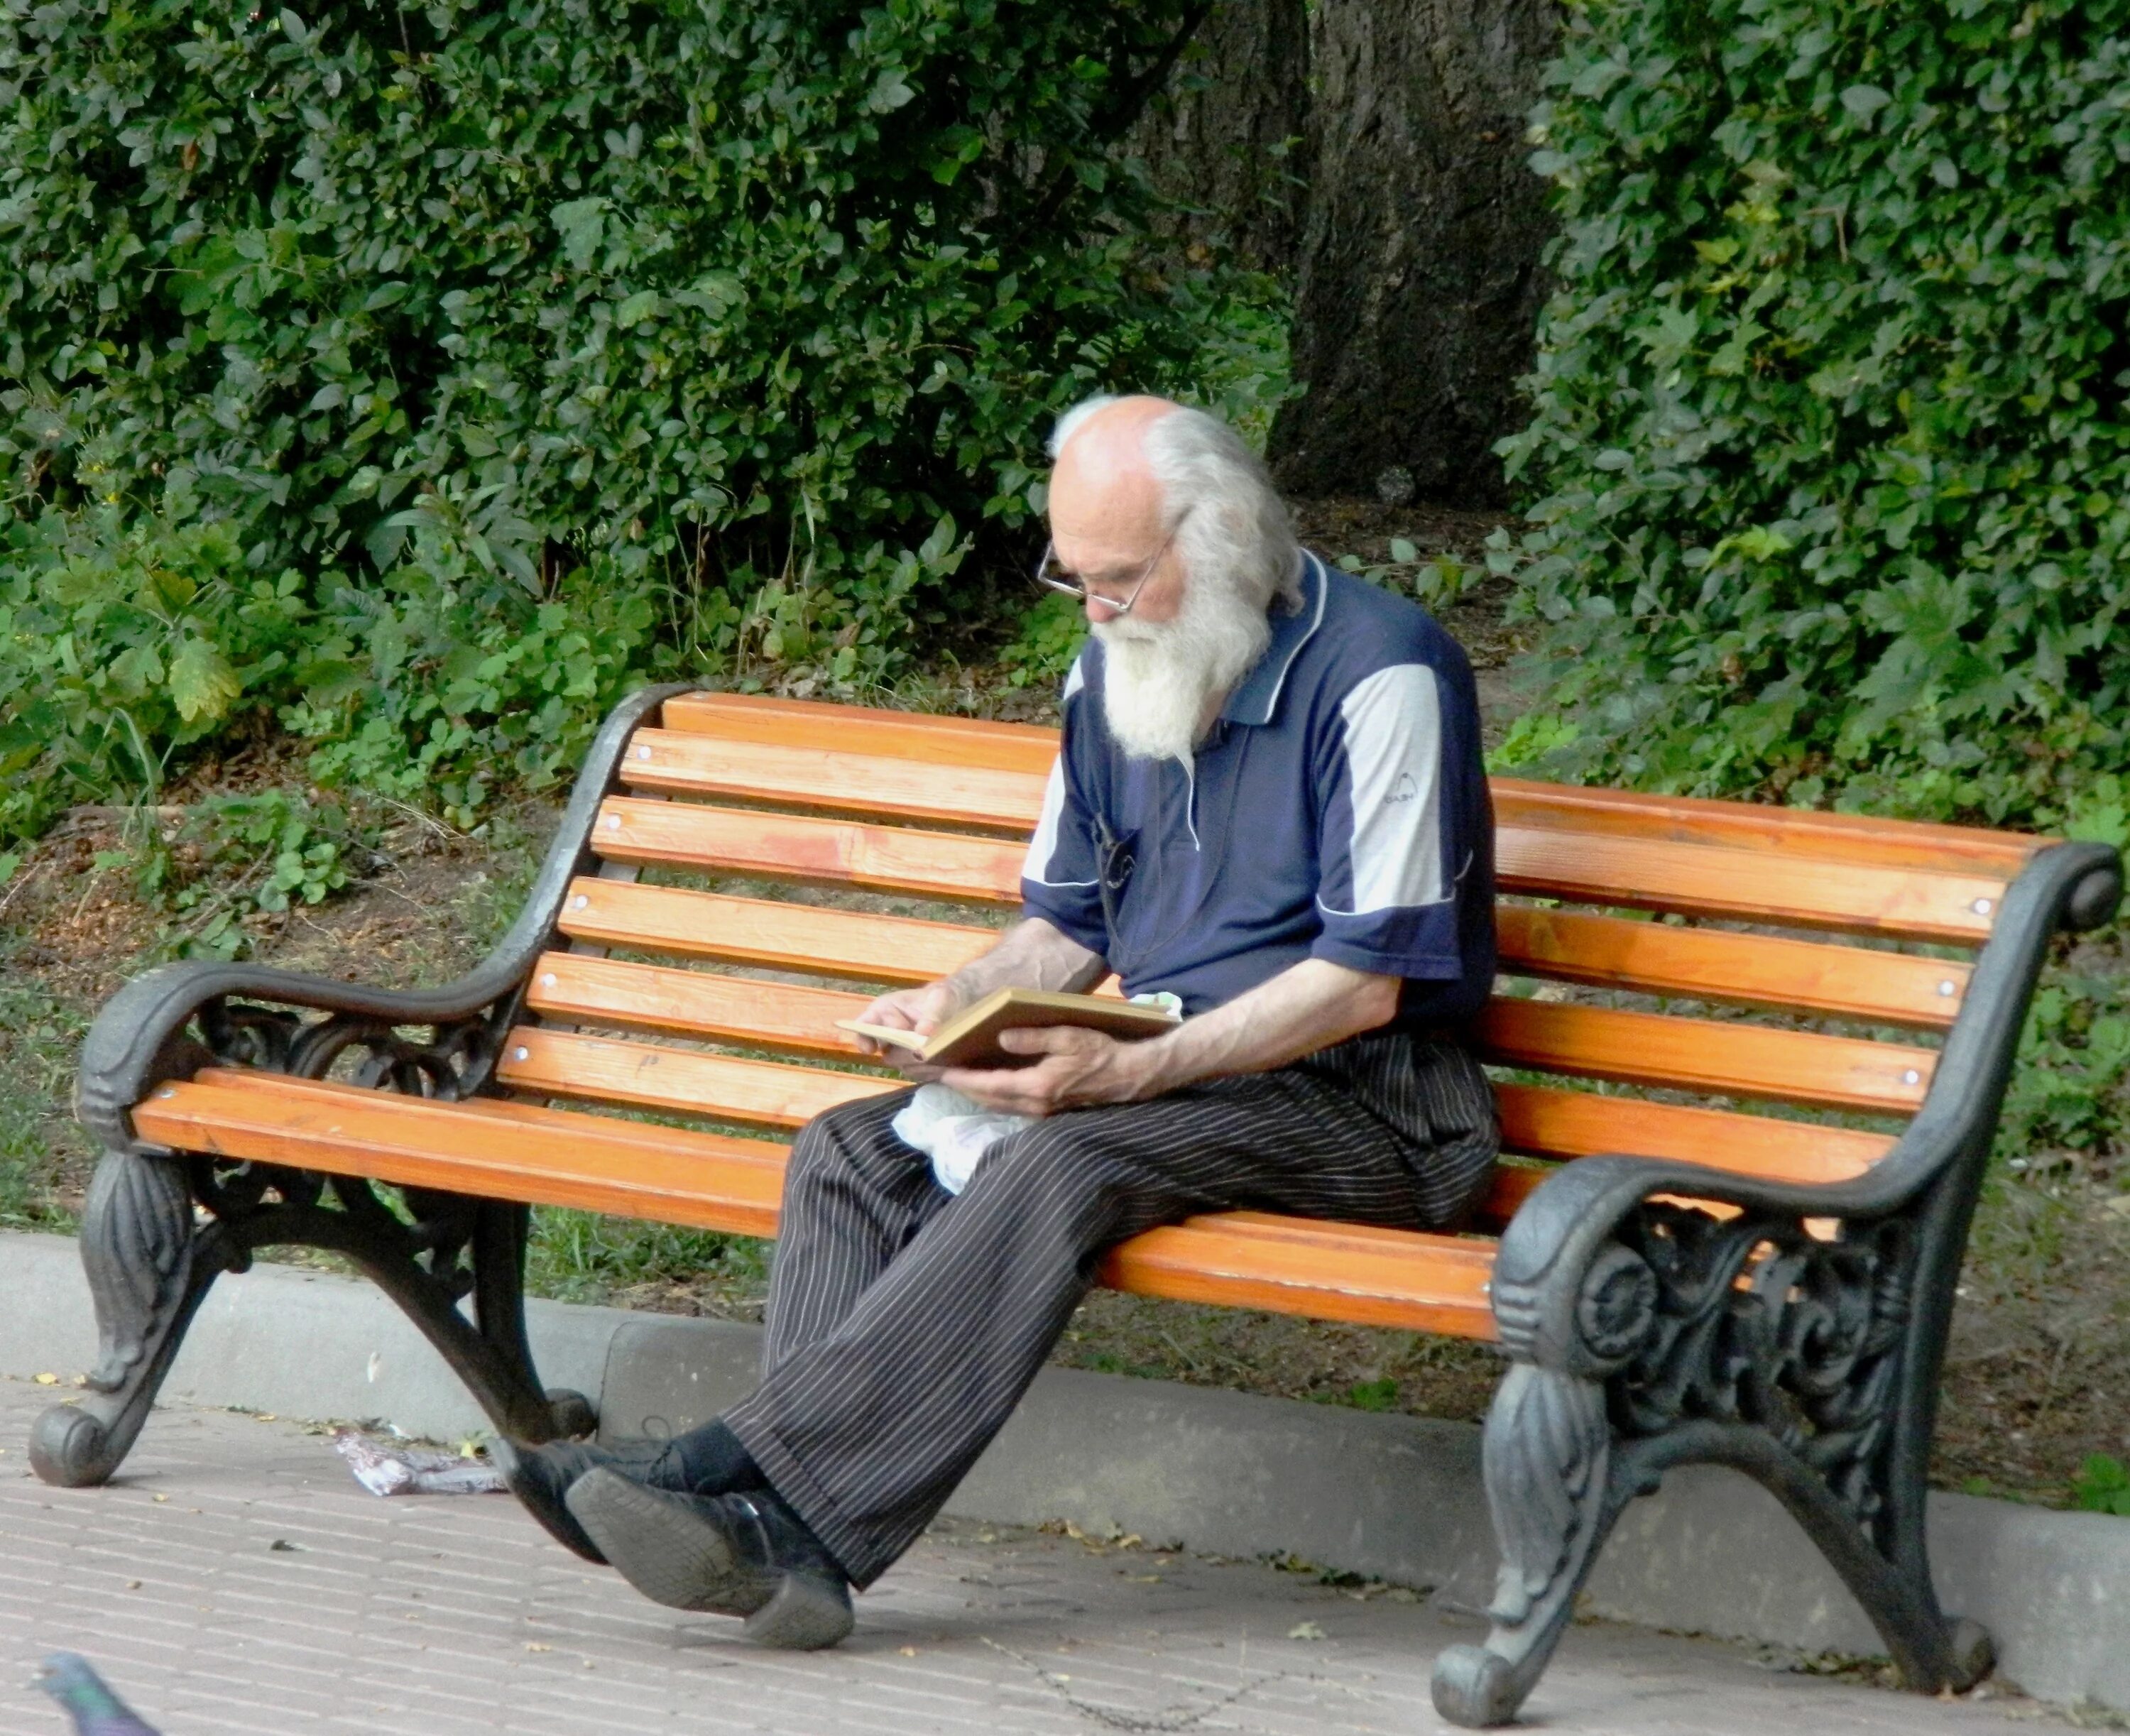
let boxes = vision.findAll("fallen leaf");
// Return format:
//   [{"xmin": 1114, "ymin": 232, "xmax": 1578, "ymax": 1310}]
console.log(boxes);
[
  {"xmin": 152, "ymin": 1494, "xmax": 169, "ymax": 1504},
  {"xmin": 525, "ymin": 1642, "xmax": 550, "ymax": 1653},
  {"xmin": 125, "ymin": 1581, "xmax": 141, "ymax": 1591},
  {"xmin": 254, "ymin": 1413, "xmax": 278, "ymax": 1422},
  {"xmin": 269, "ymin": 1539, "xmax": 301, "ymax": 1552},
  {"xmin": 898, "ymin": 1647, "xmax": 918, "ymax": 1657},
  {"xmin": 1287, "ymin": 1621, "xmax": 1326, "ymax": 1642},
  {"xmin": 32, "ymin": 1372, "xmax": 57, "ymax": 1385}
]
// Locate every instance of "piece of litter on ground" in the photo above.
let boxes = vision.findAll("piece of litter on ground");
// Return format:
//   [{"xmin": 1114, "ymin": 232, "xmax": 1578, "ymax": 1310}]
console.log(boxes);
[
  {"xmin": 31, "ymin": 1373, "xmax": 57, "ymax": 1385},
  {"xmin": 1288, "ymin": 1621, "xmax": 1326, "ymax": 1641},
  {"xmin": 332, "ymin": 1427, "xmax": 506, "ymax": 1497},
  {"xmin": 151, "ymin": 1494, "xmax": 168, "ymax": 1504},
  {"xmin": 269, "ymin": 1539, "xmax": 302, "ymax": 1552}
]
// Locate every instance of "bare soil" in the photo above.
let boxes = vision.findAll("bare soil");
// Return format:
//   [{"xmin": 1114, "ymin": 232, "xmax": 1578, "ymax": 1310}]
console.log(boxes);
[{"xmin": 1, "ymin": 498, "xmax": 2120, "ymax": 1509}]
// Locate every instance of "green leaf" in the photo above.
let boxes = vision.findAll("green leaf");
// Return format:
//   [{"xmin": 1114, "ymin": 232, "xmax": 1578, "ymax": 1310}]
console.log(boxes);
[
  {"xmin": 168, "ymin": 637, "xmax": 243, "ymax": 726},
  {"xmin": 615, "ymin": 290, "xmax": 662, "ymax": 329},
  {"xmin": 1840, "ymin": 84, "xmax": 1891, "ymax": 118},
  {"xmin": 868, "ymin": 67, "xmax": 916, "ymax": 113},
  {"xmin": 552, "ymin": 197, "xmax": 608, "ymax": 271},
  {"xmin": 1389, "ymin": 537, "xmax": 1419, "ymax": 564}
]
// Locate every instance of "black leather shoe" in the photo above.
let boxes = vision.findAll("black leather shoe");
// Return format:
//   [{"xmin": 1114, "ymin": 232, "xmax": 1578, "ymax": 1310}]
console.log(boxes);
[
  {"xmin": 493, "ymin": 1436, "xmax": 682, "ymax": 1565},
  {"xmin": 564, "ymin": 1467, "xmax": 854, "ymax": 1649}
]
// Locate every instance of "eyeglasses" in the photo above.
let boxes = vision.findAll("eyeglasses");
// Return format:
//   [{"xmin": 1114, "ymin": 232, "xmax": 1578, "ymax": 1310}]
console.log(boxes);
[{"xmin": 1031, "ymin": 510, "xmax": 1191, "ymax": 618}]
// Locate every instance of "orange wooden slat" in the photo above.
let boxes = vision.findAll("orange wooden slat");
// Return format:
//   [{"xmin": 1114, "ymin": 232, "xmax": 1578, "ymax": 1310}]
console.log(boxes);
[
  {"xmin": 659, "ymin": 692, "xmax": 1059, "ymax": 774},
  {"xmin": 1497, "ymin": 827, "xmax": 2004, "ymax": 942},
  {"xmin": 132, "ymin": 1073, "xmax": 792, "ymax": 1237},
  {"xmin": 1478, "ymin": 1000, "xmax": 1933, "ymax": 1113},
  {"xmin": 1496, "ymin": 906, "xmax": 1970, "ymax": 1029},
  {"xmin": 528, "ymin": 954, "xmax": 872, "ymax": 1057},
  {"xmin": 619, "ymin": 730, "xmax": 1050, "ymax": 831},
  {"xmin": 496, "ymin": 1027, "xmax": 896, "ymax": 1128},
  {"xmin": 1095, "ymin": 1217, "xmax": 1497, "ymax": 1338},
  {"xmin": 557, "ymin": 883, "xmax": 998, "ymax": 983},
  {"xmin": 1493, "ymin": 1081, "xmax": 1894, "ymax": 1175},
  {"xmin": 591, "ymin": 799, "xmax": 1027, "ymax": 904},
  {"xmin": 1493, "ymin": 777, "xmax": 2042, "ymax": 877},
  {"xmin": 136, "ymin": 1071, "xmax": 1501, "ymax": 1337},
  {"xmin": 589, "ymin": 795, "xmax": 2004, "ymax": 943},
  {"xmin": 654, "ymin": 694, "xmax": 2043, "ymax": 875},
  {"xmin": 1476, "ymin": 1161, "xmax": 1550, "ymax": 1227}
]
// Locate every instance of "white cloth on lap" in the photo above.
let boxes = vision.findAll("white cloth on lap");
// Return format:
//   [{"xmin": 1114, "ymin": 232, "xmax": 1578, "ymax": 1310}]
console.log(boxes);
[{"xmin": 890, "ymin": 1084, "xmax": 1033, "ymax": 1196}]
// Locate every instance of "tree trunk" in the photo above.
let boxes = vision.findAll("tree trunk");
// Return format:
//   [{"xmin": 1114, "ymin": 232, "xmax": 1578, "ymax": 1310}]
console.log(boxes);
[
  {"xmin": 1268, "ymin": 0, "xmax": 1558, "ymax": 506},
  {"xmin": 1129, "ymin": 0, "xmax": 1311, "ymax": 277}
]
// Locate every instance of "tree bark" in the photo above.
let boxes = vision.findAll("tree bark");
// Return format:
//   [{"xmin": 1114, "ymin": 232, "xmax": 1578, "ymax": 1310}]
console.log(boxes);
[
  {"xmin": 1267, "ymin": 0, "xmax": 1558, "ymax": 506},
  {"xmin": 1129, "ymin": 0, "xmax": 1310, "ymax": 278}
]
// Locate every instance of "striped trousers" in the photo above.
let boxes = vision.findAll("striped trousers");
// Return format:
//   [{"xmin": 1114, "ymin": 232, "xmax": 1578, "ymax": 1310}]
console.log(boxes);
[{"xmin": 721, "ymin": 1030, "xmax": 1499, "ymax": 1586}]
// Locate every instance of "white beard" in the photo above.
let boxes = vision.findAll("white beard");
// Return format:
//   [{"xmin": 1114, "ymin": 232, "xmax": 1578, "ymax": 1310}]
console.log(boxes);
[{"xmin": 1093, "ymin": 579, "xmax": 1272, "ymax": 763}]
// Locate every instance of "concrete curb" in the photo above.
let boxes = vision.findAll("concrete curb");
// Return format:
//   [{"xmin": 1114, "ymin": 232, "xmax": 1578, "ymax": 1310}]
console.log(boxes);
[{"xmin": 9, "ymin": 1228, "xmax": 2129, "ymax": 1708}]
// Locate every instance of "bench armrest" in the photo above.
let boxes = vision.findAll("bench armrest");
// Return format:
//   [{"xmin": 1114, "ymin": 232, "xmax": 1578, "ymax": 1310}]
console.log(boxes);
[
  {"xmin": 1490, "ymin": 838, "xmax": 2121, "ymax": 1380},
  {"xmin": 77, "ymin": 684, "xmax": 692, "ymax": 1157}
]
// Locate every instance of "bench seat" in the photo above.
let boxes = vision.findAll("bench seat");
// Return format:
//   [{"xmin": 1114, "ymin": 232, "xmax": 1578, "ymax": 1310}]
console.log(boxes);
[{"xmin": 35, "ymin": 684, "xmax": 2122, "ymax": 1727}]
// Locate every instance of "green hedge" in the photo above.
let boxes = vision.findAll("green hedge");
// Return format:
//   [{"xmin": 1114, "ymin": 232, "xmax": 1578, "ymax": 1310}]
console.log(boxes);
[
  {"xmin": 0, "ymin": 0, "xmax": 1252, "ymax": 840},
  {"xmin": 1495, "ymin": 0, "xmax": 2130, "ymax": 838}
]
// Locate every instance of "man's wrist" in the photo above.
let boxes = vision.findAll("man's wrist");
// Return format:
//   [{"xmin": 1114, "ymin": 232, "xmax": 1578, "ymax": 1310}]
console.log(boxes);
[{"xmin": 1123, "ymin": 1030, "xmax": 1186, "ymax": 1101}]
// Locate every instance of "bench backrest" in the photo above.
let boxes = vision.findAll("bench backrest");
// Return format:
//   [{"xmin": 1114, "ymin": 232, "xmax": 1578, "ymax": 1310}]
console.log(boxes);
[{"xmin": 488, "ymin": 690, "xmax": 2050, "ymax": 1233}]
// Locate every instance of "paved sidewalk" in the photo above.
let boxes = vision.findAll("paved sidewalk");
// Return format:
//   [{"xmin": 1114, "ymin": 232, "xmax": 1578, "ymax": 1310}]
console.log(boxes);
[{"xmin": 0, "ymin": 1377, "xmax": 2052, "ymax": 1735}]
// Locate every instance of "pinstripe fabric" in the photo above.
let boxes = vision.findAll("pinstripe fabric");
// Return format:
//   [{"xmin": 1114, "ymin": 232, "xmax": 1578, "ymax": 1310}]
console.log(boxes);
[{"xmin": 722, "ymin": 1032, "xmax": 1498, "ymax": 1587}]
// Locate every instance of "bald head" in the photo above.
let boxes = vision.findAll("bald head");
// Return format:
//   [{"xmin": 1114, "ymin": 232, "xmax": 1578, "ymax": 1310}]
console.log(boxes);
[{"xmin": 1046, "ymin": 395, "xmax": 1180, "ymax": 604}]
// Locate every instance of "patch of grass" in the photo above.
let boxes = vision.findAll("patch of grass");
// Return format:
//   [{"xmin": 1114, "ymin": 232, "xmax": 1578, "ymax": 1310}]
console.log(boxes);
[
  {"xmin": 0, "ymin": 979, "xmax": 92, "ymax": 1230},
  {"xmin": 525, "ymin": 1207, "xmax": 770, "ymax": 1307}
]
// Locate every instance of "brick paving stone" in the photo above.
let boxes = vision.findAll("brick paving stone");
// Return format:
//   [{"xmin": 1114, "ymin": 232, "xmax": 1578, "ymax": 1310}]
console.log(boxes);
[{"xmin": 0, "ymin": 1375, "xmax": 2065, "ymax": 1735}]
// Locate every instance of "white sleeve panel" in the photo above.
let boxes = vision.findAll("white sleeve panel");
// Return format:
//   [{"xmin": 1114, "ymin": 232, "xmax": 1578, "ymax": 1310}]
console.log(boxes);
[
  {"xmin": 1021, "ymin": 754, "xmax": 1090, "ymax": 886},
  {"xmin": 1334, "ymin": 662, "xmax": 1446, "ymax": 913}
]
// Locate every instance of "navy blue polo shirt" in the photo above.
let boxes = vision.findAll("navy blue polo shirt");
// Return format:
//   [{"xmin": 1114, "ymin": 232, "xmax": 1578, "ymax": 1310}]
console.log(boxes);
[{"xmin": 1020, "ymin": 552, "xmax": 1496, "ymax": 1028}]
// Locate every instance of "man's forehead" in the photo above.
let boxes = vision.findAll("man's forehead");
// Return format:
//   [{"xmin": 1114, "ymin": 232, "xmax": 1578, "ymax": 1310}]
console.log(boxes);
[{"xmin": 1049, "ymin": 403, "xmax": 1173, "ymax": 548}]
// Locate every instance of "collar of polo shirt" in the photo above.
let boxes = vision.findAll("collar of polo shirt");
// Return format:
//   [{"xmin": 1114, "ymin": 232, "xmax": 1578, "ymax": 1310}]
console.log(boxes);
[{"xmin": 1218, "ymin": 550, "xmax": 1328, "ymax": 729}]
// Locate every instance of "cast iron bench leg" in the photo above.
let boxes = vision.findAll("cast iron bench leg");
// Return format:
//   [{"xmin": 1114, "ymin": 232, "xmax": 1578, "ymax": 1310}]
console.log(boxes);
[
  {"xmin": 1432, "ymin": 1203, "xmax": 1995, "ymax": 1727},
  {"xmin": 31, "ymin": 1142, "xmax": 592, "ymax": 1487},
  {"xmin": 30, "ymin": 1147, "xmax": 231, "ymax": 1487}
]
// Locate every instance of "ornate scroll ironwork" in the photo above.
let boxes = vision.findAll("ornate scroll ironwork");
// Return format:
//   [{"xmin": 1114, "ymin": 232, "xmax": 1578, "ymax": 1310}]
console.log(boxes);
[
  {"xmin": 31, "ymin": 684, "xmax": 687, "ymax": 1489},
  {"xmin": 1436, "ymin": 842, "xmax": 2124, "ymax": 1727}
]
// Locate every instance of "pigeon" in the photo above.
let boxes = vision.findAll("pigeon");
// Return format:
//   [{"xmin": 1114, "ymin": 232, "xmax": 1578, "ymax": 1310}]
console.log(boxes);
[{"xmin": 35, "ymin": 1654, "xmax": 161, "ymax": 1735}]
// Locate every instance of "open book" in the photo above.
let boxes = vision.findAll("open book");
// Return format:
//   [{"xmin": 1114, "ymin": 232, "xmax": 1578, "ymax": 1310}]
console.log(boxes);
[{"xmin": 836, "ymin": 986, "xmax": 1181, "ymax": 1069}]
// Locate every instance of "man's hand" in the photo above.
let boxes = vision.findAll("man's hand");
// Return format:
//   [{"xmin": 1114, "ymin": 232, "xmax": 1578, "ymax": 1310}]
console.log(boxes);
[
  {"xmin": 841, "ymin": 917, "xmax": 1109, "ymax": 1081},
  {"xmin": 848, "ymin": 981, "xmax": 963, "ymax": 1079},
  {"xmin": 936, "ymin": 1026, "xmax": 1161, "ymax": 1116}
]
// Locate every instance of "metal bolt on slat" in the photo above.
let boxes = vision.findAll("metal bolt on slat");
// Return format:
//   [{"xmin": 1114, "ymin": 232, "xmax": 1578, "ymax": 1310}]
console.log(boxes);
[
  {"xmin": 1903, "ymin": 1069, "xmax": 1921, "ymax": 1086},
  {"xmin": 1938, "ymin": 980, "xmax": 1957, "ymax": 997},
  {"xmin": 1972, "ymin": 897, "xmax": 1993, "ymax": 916},
  {"xmin": 512, "ymin": 1047, "xmax": 530, "ymax": 1063}
]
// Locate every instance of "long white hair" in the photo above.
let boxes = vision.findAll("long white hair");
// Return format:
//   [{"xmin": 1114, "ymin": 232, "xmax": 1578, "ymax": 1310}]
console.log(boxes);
[{"xmin": 1051, "ymin": 398, "xmax": 1301, "ymax": 761}]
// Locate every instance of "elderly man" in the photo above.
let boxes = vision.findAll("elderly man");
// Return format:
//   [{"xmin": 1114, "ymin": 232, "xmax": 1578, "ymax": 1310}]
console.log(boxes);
[{"xmin": 500, "ymin": 393, "xmax": 1500, "ymax": 1648}]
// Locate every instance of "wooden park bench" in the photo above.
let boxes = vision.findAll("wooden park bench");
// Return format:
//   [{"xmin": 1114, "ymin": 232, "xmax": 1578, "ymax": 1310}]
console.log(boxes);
[{"xmin": 29, "ymin": 684, "xmax": 2121, "ymax": 1725}]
